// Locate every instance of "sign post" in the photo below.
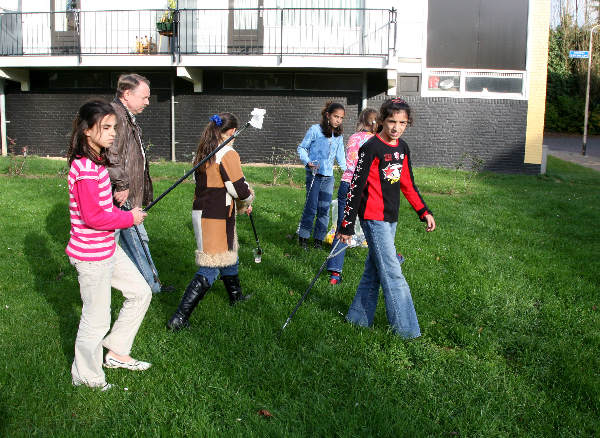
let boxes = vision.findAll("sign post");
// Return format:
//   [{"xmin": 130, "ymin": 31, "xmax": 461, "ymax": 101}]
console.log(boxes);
[
  {"xmin": 582, "ymin": 25, "xmax": 600, "ymax": 156},
  {"xmin": 569, "ymin": 50, "xmax": 590, "ymax": 58}
]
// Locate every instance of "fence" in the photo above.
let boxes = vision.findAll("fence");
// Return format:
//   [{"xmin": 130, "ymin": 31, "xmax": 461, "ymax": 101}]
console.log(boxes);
[{"xmin": 0, "ymin": 8, "xmax": 395, "ymax": 57}]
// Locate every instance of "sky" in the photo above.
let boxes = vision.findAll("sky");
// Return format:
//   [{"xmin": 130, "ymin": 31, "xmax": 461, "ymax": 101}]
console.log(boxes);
[{"xmin": 551, "ymin": 0, "xmax": 599, "ymax": 27}]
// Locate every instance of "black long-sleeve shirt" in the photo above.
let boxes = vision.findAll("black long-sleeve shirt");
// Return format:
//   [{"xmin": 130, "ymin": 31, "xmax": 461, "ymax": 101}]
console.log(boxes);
[{"xmin": 338, "ymin": 134, "xmax": 432, "ymax": 236}]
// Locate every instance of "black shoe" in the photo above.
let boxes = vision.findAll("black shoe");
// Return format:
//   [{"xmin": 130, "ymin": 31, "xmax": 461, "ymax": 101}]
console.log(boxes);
[
  {"xmin": 222, "ymin": 275, "xmax": 251, "ymax": 306},
  {"xmin": 160, "ymin": 284, "xmax": 176, "ymax": 293},
  {"xmin": 313, "ymin": 239, "xmax": 323, "ymax": 249},
  {"xmin": 298, "ymin": 237, "xmax": 309, "ymax": 250},
  {"xmin": 166, "ymin": 275, "xmax": 210, "ymax": 331}
]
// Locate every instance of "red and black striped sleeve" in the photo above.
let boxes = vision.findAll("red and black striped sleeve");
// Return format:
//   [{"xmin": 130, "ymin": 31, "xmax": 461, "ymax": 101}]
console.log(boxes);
[{"xmin": 399, "ymin": 146, "xmax": 432, "ymax": 221}]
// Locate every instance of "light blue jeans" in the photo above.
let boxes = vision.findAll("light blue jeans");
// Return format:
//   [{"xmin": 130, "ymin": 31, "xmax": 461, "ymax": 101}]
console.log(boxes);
[
  {"xmin": 298, "ymin": 169, "xmax": 334, "ymax": 241},
  {"xmin": 327, "ymin": 180, "xmax": 350, "ymax": 273},
  {"xmin": 116, "ymin": 223, "xmax": 162, "ymax": 293},
  {"xmin": 346, "ymin": 219, "xmax": 421, "ymax": 339},
  {"xmin": 196, "ymin": 261, "xmax": 239, "ymax": 286}
]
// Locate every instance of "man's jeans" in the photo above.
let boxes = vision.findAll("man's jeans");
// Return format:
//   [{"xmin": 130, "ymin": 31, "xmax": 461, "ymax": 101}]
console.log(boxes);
[
  {"xmin": 116, "ymin": 223, "xmax": 161, "ymax": 293},
  {"xmin": 346, "ymin": 219, "xmax": 421, "ymax": 339},
  {"xmin": 327, "ymin": 180, "xmax": 349, "ymax": 273},
  {"xmin": 298, "ymin": 169, "xmax": 334, "ymax": 241}
]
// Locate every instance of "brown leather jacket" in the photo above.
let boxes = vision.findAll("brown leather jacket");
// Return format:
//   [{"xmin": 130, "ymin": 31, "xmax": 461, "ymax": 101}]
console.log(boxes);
[{"xmin": 106, "ymin": 98, "xmax": 153, "ymax": 208}]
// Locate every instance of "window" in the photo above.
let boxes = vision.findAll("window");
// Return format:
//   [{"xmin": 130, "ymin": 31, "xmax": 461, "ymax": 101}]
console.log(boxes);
[
  {"xmin": 426, "ymin": 0, "xmax": 528, "ymax": 70},
  {"xmin": 426, "ymin": 71, "xmax": 459, "ymax": 92},
  {"xmin": 223, "ymin": 72, "xmax": 293, "ymax": 90},
  {"xmin": 31, "ymin": 70, "xmax": 110, "ymax": 89},
  {"xmin": 295, "ymin": 73, "xmax": 361, "ymax": 91},
  {"xmin": 397, "ymin": 75, "xmax": 420, "ymax": 95},
  {"xmin": 424, "ymin": 69, "xmax": 525, "ymax": 98},
  {"xmin": 221, "ymin": 71, "xmax": 362, "ymax": 92},
  {"xmin": 465, "ymin": 72, "xmax": 523, "ymax": 94}
]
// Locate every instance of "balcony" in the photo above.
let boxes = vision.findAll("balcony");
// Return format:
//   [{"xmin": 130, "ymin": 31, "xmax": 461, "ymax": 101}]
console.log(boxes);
[{"xmin": 0, "ymin": 8, "xmax": 396, "ymax": 63}]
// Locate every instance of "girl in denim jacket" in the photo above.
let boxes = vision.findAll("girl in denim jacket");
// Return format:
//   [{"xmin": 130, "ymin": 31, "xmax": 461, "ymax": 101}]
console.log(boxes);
[{"xmin": 296, "ymin": 101, "xmax": 347, "ymax": 249}]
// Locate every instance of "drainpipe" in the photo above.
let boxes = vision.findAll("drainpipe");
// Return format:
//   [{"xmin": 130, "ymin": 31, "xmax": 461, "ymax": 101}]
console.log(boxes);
[
  {"xmin": 0, "ymin": 79, "xmax": 7, "ymax": 156},
  {"xmin": 362, "ymin": 71, "xmax": 368, "ymax": 111},
  {"xmin": 359, "ymin": 1, "xmax": 365, "ymax": 56},
  {"xmin": 170, "ymin": 72, "xmax": 176, "ymax": 162}
]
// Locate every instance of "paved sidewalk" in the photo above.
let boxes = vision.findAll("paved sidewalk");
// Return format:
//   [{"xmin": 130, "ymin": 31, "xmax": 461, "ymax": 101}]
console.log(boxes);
[{"xmin": 544, "ymin": 133, "xmax": 600, "ymax": 171}]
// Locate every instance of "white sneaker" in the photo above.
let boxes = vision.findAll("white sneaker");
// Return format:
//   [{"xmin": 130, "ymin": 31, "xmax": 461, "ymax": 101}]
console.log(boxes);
[
  {"xmin": 104, "ymin": 354, "xmax": 152, "ymax": 371},
  {"xmin": 72, "ymin": 379, "xmax": 113, "ymax": 391}
]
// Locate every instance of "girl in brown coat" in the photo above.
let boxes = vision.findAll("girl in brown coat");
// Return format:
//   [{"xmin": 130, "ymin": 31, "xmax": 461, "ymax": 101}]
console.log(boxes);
[{"xmin": 167, "ymin": 112, "xmax": 254, "ymax": 331}]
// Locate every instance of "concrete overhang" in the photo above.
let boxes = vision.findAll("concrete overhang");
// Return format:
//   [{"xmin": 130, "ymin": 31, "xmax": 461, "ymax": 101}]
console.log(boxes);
[
  {"xmin": 0, "ymin": 68, "xmax": 30, "ymax": 91},
  {"xmin": 176, "ymin": 67, "xmax": 203, "ymax": 92}
]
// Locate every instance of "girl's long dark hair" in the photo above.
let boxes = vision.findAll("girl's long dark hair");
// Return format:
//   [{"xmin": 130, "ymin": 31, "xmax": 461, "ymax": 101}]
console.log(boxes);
[
  {"xmin": 67, "ymin": 99, "xmax": 116, "ymax": 166},
  {"xmin": 194, "ymin": 112, "xmax": 239, "ymax": 169},
  {"xmin": 319, "ymin": 101, "xmax": 345, "ymax": 138}
]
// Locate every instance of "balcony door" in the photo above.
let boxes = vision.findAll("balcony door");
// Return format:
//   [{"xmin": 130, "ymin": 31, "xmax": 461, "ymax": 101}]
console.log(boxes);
[
  {"xmin": 228, "ymin": 0, "xmax": 264, "ymax": 54},
  {"xmin": 50, "ymin": 0, "xmax": 80, "ymax": 55},
  {"xmin": 0, "ymin": 7, "xmax": 23, "ymax": 55}
]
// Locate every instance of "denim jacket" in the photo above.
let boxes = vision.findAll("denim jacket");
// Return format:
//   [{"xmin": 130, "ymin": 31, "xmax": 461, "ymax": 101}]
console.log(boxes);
[{"xmin": 297, "ymin": 124, "xmax": 346, "ymax": 176}]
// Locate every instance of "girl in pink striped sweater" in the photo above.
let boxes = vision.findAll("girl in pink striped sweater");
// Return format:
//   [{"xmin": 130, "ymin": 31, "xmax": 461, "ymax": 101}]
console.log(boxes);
[{"xmin": 66, "ymin": 100, "xmax": 152, "ymax": 391}]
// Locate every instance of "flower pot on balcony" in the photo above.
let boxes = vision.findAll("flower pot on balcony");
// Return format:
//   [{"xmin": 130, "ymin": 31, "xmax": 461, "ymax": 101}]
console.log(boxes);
[{"xmin": 156, "ymin": 21, "xmax": 173, "ymax": 36}]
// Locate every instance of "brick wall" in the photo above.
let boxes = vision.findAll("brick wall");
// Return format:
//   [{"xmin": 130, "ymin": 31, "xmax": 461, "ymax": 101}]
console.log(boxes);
[
  {"xmin": 173, "ymin": 88, "xmax": 360, "ymax": 164},
  {"xmin": 367, "ymin": 95, "xmax": 538, "ymax": 174},
  {"xmin": 4, "ymin": 76, "xmax": 539, "ymax": 173}
]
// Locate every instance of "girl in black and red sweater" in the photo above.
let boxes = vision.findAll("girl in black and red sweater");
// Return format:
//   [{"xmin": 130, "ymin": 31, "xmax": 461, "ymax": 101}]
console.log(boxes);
[{"xmin": 337, "ymin": 98, "xmax": 436, "ymax": 338}]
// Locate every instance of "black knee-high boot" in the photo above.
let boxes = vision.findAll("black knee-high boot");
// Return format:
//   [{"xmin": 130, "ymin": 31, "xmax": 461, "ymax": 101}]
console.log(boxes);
[
  {"xmin": 222, "ymin": 275, "xmax": 251, "ymax": 306},
  {"xmin": 166, "ymin": 274, "xmax": 211, "ymax": 331}
]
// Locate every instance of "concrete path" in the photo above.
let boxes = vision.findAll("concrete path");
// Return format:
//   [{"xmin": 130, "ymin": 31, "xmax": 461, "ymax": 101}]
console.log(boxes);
[{"xmin": 544, "ymin": 132, "xmax": 600, "ymax": 171}]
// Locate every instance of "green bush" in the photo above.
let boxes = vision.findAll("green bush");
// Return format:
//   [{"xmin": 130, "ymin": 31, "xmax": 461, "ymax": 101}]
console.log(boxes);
[
  {"xmin": 545, "ymin": 95, "xmax": 600, "ymax": 134},
  {"xmin": 545, "ymin": 24, "xmax": 600, "ymax": 133}
]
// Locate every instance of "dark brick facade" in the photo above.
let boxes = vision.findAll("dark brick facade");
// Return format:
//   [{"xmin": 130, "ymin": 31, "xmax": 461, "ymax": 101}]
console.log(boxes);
[{"xmin": 3, "ymin": 71, "xmax": 539, "ymax": 174}]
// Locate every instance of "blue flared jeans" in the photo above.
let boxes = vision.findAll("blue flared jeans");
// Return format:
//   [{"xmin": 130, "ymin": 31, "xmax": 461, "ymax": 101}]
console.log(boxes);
[
  {"xmin": 346, "ymin": 219, "xmax": 421, "ymax": 339},
  {"xmin": 298, "ymin": 169, "xmax": 334, "ymax": 241}
]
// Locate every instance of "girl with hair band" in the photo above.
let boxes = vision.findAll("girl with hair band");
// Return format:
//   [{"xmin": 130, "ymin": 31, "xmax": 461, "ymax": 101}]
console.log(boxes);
[
  {"xmin": 327, "ymin": 108, "xmax": 378, "ymax": 284},
  {"xmin": 337, "ymin": 98, "xmax": 436, "ymax": 339},
  {"xmin": 66, "ymin": 99, "xmax": 152, "ymax": 392},
  {"xmin": 167, "ymin": 112, "xmax": 254, "ymax": 331},
  {"xmin": 296, "ymin": 101, "xmax": 347, "ymax": 249}
]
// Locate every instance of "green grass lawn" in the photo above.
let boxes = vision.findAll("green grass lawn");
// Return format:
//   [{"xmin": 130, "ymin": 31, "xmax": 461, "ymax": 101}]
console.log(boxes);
[{"xmin": 0, "ymin": 156, "xmax": 598, "ymax": 437}]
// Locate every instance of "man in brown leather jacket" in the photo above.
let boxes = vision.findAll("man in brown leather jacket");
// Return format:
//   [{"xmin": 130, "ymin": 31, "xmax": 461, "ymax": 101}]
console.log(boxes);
[{"xmin": 106, "ymin": 73, "xmax": 172, "ymax": 293}]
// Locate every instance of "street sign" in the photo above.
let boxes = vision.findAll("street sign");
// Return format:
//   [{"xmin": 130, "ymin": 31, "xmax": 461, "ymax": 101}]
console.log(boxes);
[{"xmin": 569, "ymin": 50, "xmax": 590, "ymax": 58}]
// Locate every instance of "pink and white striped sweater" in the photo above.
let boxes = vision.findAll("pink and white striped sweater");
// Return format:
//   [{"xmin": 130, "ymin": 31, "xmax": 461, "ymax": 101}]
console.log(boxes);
[{"xmin": 65, "ymin": 157, "xmax": 133, "ymax": 262}]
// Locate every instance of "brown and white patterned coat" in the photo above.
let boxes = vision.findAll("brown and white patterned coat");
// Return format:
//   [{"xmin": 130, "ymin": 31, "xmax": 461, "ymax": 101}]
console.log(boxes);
[{"xmin": 192, "ymin": 145, "xmax": 254, "ymax": 268}]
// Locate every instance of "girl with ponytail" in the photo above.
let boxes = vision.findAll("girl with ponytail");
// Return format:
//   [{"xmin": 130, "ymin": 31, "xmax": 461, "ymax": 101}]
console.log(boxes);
[{"xmin": 167, "ymin": 112, "xmax": 255, "ymax": 331}]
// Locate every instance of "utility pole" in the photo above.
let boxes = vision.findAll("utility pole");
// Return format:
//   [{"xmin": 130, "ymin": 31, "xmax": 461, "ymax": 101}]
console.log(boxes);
[{"xmin": 583, "ymin": 24, "xmax": 600, "ymax": 155}]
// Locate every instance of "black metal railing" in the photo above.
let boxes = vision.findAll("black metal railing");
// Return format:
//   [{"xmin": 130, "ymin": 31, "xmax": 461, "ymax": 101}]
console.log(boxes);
[{"xmin": 0, "ymin": 8, "xmax": 395, "ymax": 58}]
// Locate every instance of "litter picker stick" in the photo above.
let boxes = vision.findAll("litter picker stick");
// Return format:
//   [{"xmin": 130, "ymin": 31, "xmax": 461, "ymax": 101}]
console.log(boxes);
[
  {"xmin": 278, "ymin": 240, "xmax": 345, "ymax": 337},
  {"xmin": 296, "ymin": 164, "xmax": 318, "ymax": 235},
  {"xmin": 143, "ymin": 108, "xmax": 266, "ymax": 213},
  {"xmin": 249, "ymin": 212, "xmax": 261, "ymax": 248},
  {"xmin": 248, "ymin": 211, "xmax": 263, "ymax": 263}
]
